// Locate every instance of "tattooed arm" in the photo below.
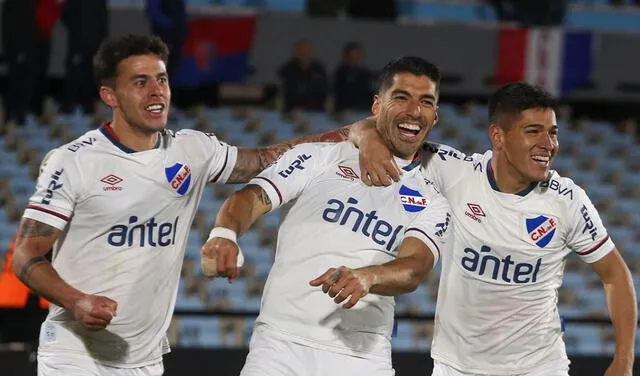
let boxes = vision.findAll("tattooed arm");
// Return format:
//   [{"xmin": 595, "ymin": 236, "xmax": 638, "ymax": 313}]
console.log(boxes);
[
  {"xmin": 13, "ymin": 218, "xmax": 118, "ymax": 330},
  {"xmin": 214, "ymin": 184, "xmax": 272, "ymax": 235},
  {"xmin": 11, "ymin": 218, "xmax": 81, "ymax": 308},
  {"xmin": 226, "ymin": 125, "xmax": 351, "ymax": 184},
  {"xmin": 200, "ymin": 185, "xmax": 272, "ymax": 279}
]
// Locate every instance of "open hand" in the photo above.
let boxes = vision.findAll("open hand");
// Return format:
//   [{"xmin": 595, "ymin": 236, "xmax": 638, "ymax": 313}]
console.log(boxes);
[{"xmin": 309, "ymin": 266, "xmax": 373, "ymax": 309}]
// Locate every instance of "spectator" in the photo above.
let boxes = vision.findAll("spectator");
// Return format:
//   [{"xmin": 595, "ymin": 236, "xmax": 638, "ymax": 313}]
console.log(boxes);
[
  {"xmin": 333, "ymin": 42, "xmax": 373, "ymax": 114},
  {"xmin": 59, "ymin": 0, "xmax": 108, "ymax": 115},
  {"xmin": 1, "ymin": 0, "xmax": 38, "ymax": 125},
  {"xmin": 277, "ymin": 39, "xmax": 329, "ymax": 113},
  {"xmin": 31, "ymin": 0, "xmax": 64, "ymax": 122},
  {"xmin": 145, "ymin": 0, "xmax": 188, "ymax": 80}
]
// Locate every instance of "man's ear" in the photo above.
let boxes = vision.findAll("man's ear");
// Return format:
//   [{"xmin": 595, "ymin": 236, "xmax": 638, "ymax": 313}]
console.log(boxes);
[
  {"xmin": 371, "ymin": 95, "xmax": 380, "ymax": 116},
  {"xmin": 99, "ymin": 86, "xmax": 117, "ymax": 108},
  {"xmin": 433, "ymin": 107, "xmax": 439, "ymax": 126},
  {"xmin": 489, "ymin": 124, "xmax": 504, "ymax": 150}
]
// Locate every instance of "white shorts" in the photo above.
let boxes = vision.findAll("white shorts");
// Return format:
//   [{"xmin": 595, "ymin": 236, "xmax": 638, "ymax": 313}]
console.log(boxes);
[
  {"xmin": 241, "ymin": 325, "xmax": 395, "ymax": 376},
  {"xmin": 38, "ymin": 353, "xmax": 164, "ymax": 376},
  {"xmin": 431, "ymin": 360, "xmax": 569, "ymax": 376}
]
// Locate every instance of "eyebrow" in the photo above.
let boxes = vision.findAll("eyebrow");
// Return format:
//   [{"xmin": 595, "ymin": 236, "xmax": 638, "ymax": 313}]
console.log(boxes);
[
  {"xmin": 390, "ymin": 89, "xmax": 436, "ymax": 102},
  {"xmin": 129, "ymin": 72, "xmax": 168, "ymax": 81},
  {"xmin": 524, "ymin": 123, "xmax": 559, "ymax": 131}
]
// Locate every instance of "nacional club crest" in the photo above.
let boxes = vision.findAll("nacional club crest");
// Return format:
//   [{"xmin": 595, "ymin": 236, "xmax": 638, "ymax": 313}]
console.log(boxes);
[
  {"xmin": 526, "ymin": 215, "xmax": 557, "ymax": 248},
  {"xmin": 165, "ymin": 163, "xmax": 192, "ymax": 196},
  {"xmin": 399, "ymin": 185, "xmax": 429, "ymax": 212}
]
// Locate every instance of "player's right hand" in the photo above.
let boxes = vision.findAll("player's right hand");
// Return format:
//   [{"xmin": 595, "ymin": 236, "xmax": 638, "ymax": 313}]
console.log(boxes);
[
  {"xmin": 200, "ymin": 237, "xmax": 241, "ymax": 282},
  {"xmin": 72, "ymin": 294, "xmax": 118, "ymax": 331}
]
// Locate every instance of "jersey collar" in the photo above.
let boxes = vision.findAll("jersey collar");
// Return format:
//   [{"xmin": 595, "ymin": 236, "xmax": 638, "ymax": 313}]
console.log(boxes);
[
  {"xmin": 486, "ymin": 159, "xmax": 537, "ymax": 197},
  {"xmin": 400, "ymin": 151, "xmax": 422, "ymax": 172},
  {"xmin": 99, "ymin": 122, "xmax": 161, "ymax": 153}
]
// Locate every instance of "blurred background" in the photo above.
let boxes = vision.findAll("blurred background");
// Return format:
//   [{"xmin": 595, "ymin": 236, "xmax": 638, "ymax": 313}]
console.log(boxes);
[{"xmin": 0, "ymin": 0, "xmax": 639, "ymax": 374}]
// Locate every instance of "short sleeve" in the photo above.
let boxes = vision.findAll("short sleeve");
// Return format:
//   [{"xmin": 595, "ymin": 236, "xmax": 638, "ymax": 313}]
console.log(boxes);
[
  {"xmin": 565, "ymin": 186, "xmax": 615, "ymax": 263},
  {"xmin": 249, "ymin": 143, "xmax": 330, "ymax": 212},
  {"xmin": 174, "ymin": 130, "xmax": 239, "ymax": 184},
  {"xmin": 23, "ymin": 150, "xmax": 80, "ymax": 230},
  {"xmin": 403, "ymin": 192, "xmax": 451, "ymax": 266}
]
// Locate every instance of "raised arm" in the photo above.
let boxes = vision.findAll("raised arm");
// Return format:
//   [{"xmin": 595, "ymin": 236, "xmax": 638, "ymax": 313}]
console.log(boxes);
[
  {"xmin": 226, "ymin": 125, "xmax": 351, "ymax": 184},
  {"xmin": 309, "ymin": 236, "xmax": 436, "ymax": 309},
  {"xmin": 200, "ymin": 185, "xmax": 272, "ymax": 281},
  {"xmin": 226, "ymin": 120, "xmax": 401, "ymax": 185},
  {"xmin": 591, "ymin": 249, "xmax": 637, "ymax": 376},
  {"xmin": 13, "ymin": 219, "xmax": 117, "ymax": 331}
]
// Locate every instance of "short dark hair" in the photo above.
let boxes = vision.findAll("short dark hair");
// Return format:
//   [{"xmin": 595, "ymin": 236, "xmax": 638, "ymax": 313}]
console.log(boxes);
[
  {"xmin": 488, "ymin": 82, "xmax": 557, "ymax": 126},
  {"xmin": 378, "ymin": 56, "xmax": 441, "ymax": 94},
  {"xmin": 93, "ymin": 34, "xmax": 169, "ymax": 87}
]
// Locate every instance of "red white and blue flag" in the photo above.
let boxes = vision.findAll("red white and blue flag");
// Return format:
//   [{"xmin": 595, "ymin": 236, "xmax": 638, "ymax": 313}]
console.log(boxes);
[{"xmin": 493, "ymin": 27, "xmax": 595, "ymax": 97}]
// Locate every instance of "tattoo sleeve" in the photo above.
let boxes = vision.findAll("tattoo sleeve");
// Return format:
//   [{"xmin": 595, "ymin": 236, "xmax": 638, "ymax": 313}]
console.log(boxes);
[
  {"xmin": 18, "ymin": 256, "xmax": 48, "ymax": 282},
  {"xmin": 247, "ymin": 184, "xmax": 272, "ymax": 207},
  {"xmin": 226, "ymin": 125, "xmax": 351, "ymax": 184},
  {"xmin": 17, "ymin": 218, "xmax": 56, "ymax": 238}
]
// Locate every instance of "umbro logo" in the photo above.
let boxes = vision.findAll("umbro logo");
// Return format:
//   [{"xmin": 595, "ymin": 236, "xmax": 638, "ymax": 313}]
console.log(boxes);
[
  {"xmin": 465, "ymin": 203, "xmax": 485, "ymax": 223},
  {"xmin": 336, "ymin": 165, "xmax": 358, "ymax": 180},
  {"xmin": 100, "ymin": 174, "xmax": 123, "ymax": 191}
]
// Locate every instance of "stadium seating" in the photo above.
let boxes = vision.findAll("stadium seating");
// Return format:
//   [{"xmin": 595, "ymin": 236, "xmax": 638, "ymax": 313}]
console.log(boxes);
[{"xmin": 1, "ymin": 103, "xmax": 637, "ymax": 354}]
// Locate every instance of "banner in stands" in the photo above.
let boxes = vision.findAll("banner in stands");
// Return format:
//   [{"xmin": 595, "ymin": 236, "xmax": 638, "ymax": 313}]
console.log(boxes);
[
  {"xmin": 173, "ymin": 16, "xmax": 257, "ymax": 87},
  {"xmin": 493, "ymin": 27, "xmax": 595, "ymax": 97}
]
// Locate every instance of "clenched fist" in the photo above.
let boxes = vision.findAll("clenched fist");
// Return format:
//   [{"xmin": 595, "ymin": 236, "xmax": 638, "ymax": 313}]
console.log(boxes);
[
  {"xmin": 200, "ymin": 237, "xmax": 244, "ymax": 282},
  {"xmin": 72, "ymin": 294, "xmax": 118, "ymax": 331}
]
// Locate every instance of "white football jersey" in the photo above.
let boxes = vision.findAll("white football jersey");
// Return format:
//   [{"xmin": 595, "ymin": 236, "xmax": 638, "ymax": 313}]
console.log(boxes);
[
  {"xmin": 249, "ymin": 142, "xmax": 451, "ymax": 361},
  {"xmin": 23, "ymin": 124, "xmax": 238, "ymax": 367},
  {"xmin": 421, "ymin": 144, "xmax": 614, "ymax": 374}
]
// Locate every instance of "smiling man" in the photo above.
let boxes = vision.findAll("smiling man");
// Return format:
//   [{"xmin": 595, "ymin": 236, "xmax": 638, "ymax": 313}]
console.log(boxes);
[
  {"xmin": 11, "ymin": 35, "xmax": 393, "ymax": 376},
  {"xmin": 202, "ymin": 56, "xmax": 451, "ymax": 376},
  {"xmin": 355, "ymin": 82, "xmax": 637, "ymax": 376}
]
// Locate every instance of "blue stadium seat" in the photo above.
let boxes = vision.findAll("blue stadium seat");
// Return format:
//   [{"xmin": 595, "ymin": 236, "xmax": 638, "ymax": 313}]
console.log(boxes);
[
  {"xmin": 391, "ymin": 321, "xmax": 414, "ymax": 351},
  {"xmin": 178, "ymin": 317, "xmax": 222, "ymax": 348},
  {"xmin": 175, "ymin": 281, "xmax": 206, "ymax": 310},
  {"xmin": 564, "ymin": 324, "xmax": 603, "ymax": 355}
]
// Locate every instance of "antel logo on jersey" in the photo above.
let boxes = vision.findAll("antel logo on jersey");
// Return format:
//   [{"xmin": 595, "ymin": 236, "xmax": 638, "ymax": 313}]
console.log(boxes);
[
  {"xmin": 165, "ymin": 163, "xmax": 191, "ymax": 195},
  {"xmin": 462, "ymin": 245, "xmax": 542, "ymax": 284},
  {"xmin": 336, "ymin": 165, "xmax": 359, "ymax": 180},
  {"xmin": 526, "ymin": 215, "xmax": 557, "ymax": 248},
  {"xmin": 108, "ymin": 215, "xmax": 179, "ymax": 247},
  {"xmin": 100, "ymin": 174, "xmax": 123, "ymax": 191},
  {"xmin": 322, "ymin": 197, "xmax": 404, "ymax": 252},
  {"xmin": 399, "ymin": 185, "xmax": 428, "ymax": 212}
]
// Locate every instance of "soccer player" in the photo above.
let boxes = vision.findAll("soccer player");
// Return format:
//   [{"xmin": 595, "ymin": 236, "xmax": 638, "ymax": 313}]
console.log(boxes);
[
  {"xmin": 201, "ymin": 56, "xmax": 451, "ymax": 376},
  {"xmin": 11, "ymin": 35, "xmax": 392, "ymax": 376},
  {"xmin": 354, "ymin": 82, "xmax": 637, "ymax": 376}
]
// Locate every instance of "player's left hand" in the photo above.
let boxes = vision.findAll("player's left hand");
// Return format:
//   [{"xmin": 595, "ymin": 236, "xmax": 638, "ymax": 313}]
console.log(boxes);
[
  {"xmin": 349, "ymin": 118, "xmax": 400, "ymax": 187},
  {"xmin": 309, "ymin": 266, "xmax": 373, "ymax": 309},
  {"xmin": 604, "ymin": 359, "xmax": 633, "ymax": 376}
]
